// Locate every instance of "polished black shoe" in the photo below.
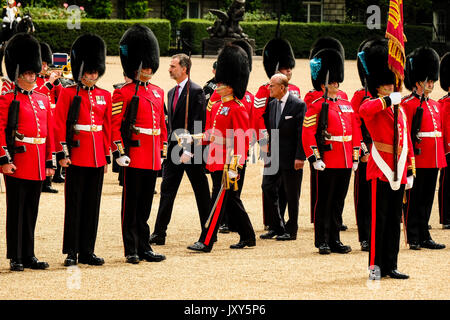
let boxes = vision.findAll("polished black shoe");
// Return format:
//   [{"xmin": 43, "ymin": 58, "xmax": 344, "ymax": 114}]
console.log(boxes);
[
  {"xmin": 64, "ymin": 253, "xmax": 77, "ymax": 266},
  {"xmin": 386, "ymin": 269, "xmax": 409, "ymax": 279},
  {"xmin": 259, "ymin": 230, "xmax": 277, "ymax": 239},
  {"xmin": 230, "ymin": 239, "xmax": 256, "ymax": 249},
  {"xmin": 187, "ymin": 241, "xmax": 211, "ymax": 253},
  {"xmin": 263, "ymin": 225, "xmax": 270, "ymax": 231},
  {"xmin": 140, "ymin": 250, "xmax": 166, "ymax": 262},
  {"xmin": 360, "ymin": 240, "xmax": 369, "ymax": 252},
  {"xmin": 330, "ymin": 241, "xmax": 352, "ymax": 254},
  {"xmin": 149, "ymin": 233, "xmax": 166, "ymax": 245},
  {"xmin": 23, "ymin": 257, "xmax": 49, "ymax": 270},
  {"xmin": 78, "ymin": 253, "xmax": 104, "ymax": 266},
  {"xmin": 218, "ymin": 224, "xmax": 230, "ymax": 234},
  {"xmin": 421, "ymin": 239, "xmax": 446, "ymax": 250},
  {"xmin": 52, "ymin": 175, "xmax": 65, "ymax": 183},
  {"xmin": 126, "ymin": 254, "xmax": 140, "ymax": 264},
  {"xmin": 318, "ymin": 243, "xmax": 331, "ymax": 255},
  {"xmin": 42, "ymin": 186, "xmax": 58, "ymax": 193},
  {"xmin": 443, "ymin": 224, "xmax": 450, "ymax": 229},
  {"xmin": 409, "ymin": 242, "xmax": 421, "ymax": 250},
  {"xmin": 340, "ymin": 224, "xmax": 348, "ymax": 231},
  {"xmin": 10, "ymin": 259, "xmax": 24, "ymax": 271},
  {"xmin": 428, "ymin": 225, "xmax": 432, "ymax": 230},
  {"xmin": 276, "ymin": 233, "xmax": 296, "ymax": 241}
]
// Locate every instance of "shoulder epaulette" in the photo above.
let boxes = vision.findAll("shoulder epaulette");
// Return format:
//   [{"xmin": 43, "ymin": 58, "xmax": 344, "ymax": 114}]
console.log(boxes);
[
  {"xmin": 235, "ymin": 98, "xmax": 245, "ymax": 108},
  {"xmin": 113, "ymin": 82, "xmax": 126, "ymax": 90},
  {"xmin": 311, "ymin": 97, "xmax": 323, "ymax": 105},
  {"xmin": 402, "ymin": 94, "xmax": 415, "ymax": 103},
  {"xmin": 439, "ymin": 94, "xmax": 450, "ymax": 102},
  {"xmin": 2, "ymin": 90, "xmax": 13, "ymax": 95}
]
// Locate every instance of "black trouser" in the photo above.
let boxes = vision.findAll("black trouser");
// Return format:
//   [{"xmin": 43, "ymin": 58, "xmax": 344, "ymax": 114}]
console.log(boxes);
[
  {"xmin": 405, "ymin": 168, "xmax": 439, "ymax": 243},
  {"xmin": 42, "ymin": 176, "xmax": 53, "ymax": 190},
  {"xmin": 63, "ymin": 165, "xmax": 104, "ymax": 255},
  {"xmin": 121, "ymin": 167, "xmax": 157, "ymax": 256},
  {"xmin": 262, "ymin": 168, "xmax": 302, "ymax": 236},
  {"xmin": 199, "ymin": 171, "xmax": 255, "ymax": 249},
  {"xmin": 313, "ymin": 169, "xmax": 351, "ymax": 247},
  {"xmin": 153, "ymin": 159, "xmax": 210, "ymax": 237},
  {"xmin": 222, "ymin": 163, "xmax": 247, "ymax": 230},
  {"xmin": 439, "ymin": 154, "xmax": 450, "ymax": 225},
  {"xmin": 263, "ymin": 180, "xmax": 287, "ymax": 227},
  {"xmin": 310, "ymin": 163, "xmax": 317, "ymax": 223},
  {"xmin": 4, "ymin": 176, "xmax": 43, "ymax": 260},
  {"xmin": 369, "ymin": 179, "xmax": 405, "ymax": 274},
  {"xmin": 354, "ymin": 162, "xmax": 371, "ymax": 242}
]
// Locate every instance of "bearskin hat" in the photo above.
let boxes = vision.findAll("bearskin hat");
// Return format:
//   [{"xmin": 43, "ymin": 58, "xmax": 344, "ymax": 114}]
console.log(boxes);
[
  {"xmin": 356, "ymin": 38, "xmax": 378, "ymax": 87},
  {"xmin": 404, "ymin": 47, "xmax": 440, "ymax": 91},
  {"xmin": 231, "ymin": 39, "xmax": 253, "ymax": 71},
  {"xmin": 309, "ymin": 48, "xmax": 344, "ymax": 92},
  {"xmin": 40, "ymin": 42, "xmax": 53, "ymax": 65},
  {"xmin": 309, "ymin": 37, "xmax": 345, "ymax": 60},
  {"xmin": 262, "ymin": 38, "xmax": 295, "ymax": 79},
  {"xmin": 119, "ymin": 24, "xmax": 159, "ymax": 79},
  {"xmin": 440, "ymin": 52, "xmax": 450, "ymax": 92},
  {"xmin": 361, "ymin": 38, "xmax": 396, "ymax": 98},
  {"xmin": 5, "ymin": 33, "xmax": 41, "ymax": 81},
  {"xmin": 215, "ymin": 44, "xmax": 250, "ymax": 100},
  {"xmin": 71, "ymin": 33, "xmax": 106, "ymax": 81}
]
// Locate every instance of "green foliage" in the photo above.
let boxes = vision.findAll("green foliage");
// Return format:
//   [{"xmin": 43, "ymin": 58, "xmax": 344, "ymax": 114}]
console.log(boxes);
[
  {"xmin": 179, "ymin": 19, "xmax": 433, "ymax": 58},
  {"xmin": 125, "ymin": 1, "xmax": 151, "ymax": 19},
  {"xmin": 33, "ymin": 19, "xmax": 171, "ymax": 55},
  {"xmin": 162, "ymin": 0, "xmax": 186, "ymax": 29},
  {"xmin": 203, "ymin": 9, "xmax": 292, "ymax": 22},
  {"xmin": 27, "ymin": 0, "xmax": 64, "ymax": 7},
  {"xmin": 24, "ymin": 6, "xmax": 87, "ymax": 19},
  {"xmin": 75, "ymin": 0, "xmax": 113, "ymax": 19}
]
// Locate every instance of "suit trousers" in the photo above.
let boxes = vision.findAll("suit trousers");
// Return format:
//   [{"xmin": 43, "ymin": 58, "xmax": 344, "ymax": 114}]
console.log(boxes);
[
  {"xmin": 4, "ymin": 176, "xmax": 43, "ymax": 260},
  {"xmin": 354, "ymin": 162, "xmax": 371, "ymax": 242},
  {"xmin": 121, "ymin": 167, "xmax": 157, "ymax": 256},
  {"xmin": 63, "ymin": 165, "xmax": 104, "ymax": 255},
  {"xmin": 405, "ymin": 168, "xmax": 439, "ymax": 243}
]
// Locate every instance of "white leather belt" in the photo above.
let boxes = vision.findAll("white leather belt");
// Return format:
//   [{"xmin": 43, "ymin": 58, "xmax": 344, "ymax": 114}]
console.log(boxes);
[
  {"xmin": 134, "ymin": 127, "xmax": 160, "ymax": 136},
  {"xmin": 74, "ymin": 124, "xmax": 102, "ymax": 132},
  {"xmin": 325, "ymin": 135, "xmax": 352, "ymax": 142},
  {"xmin": 417, "ymin": 131, "xmax": 442, "ymax": 138},
  {"xmin": 16, "ymin": 136, "xmax": 46, "ymax": 144}
]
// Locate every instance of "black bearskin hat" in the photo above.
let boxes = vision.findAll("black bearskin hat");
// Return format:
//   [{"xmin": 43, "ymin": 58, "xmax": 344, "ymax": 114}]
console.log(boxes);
[
  {"xmin": 71, "ymin": 33, "xmax": 106, "ymax": 81},
  {"xmin": 309, "ymin": 37, "xmax": 345, "ymax": 60},
  {"xmin": 356, "ymin": 38, "xmax": 377, "ymax": 87},
  {"xmin": 5, "ymin": 33, "xmax": 41, "ymax": 81},
  {"xmin": 310, "ymin": 48, "xmax": 344, "ymax": 91},
  {"xmin": 119, "ymin": 24, "xmax": 159, "ymax": 79},
  {"xmin": 361, "ymin": 38, "xmax": 396, "ymax": 98},
  {"xmin": 40, "ymin": 42, "xmax": 53, "ymax": 65},
  {"xmin": 215, "ymin": 44, "xmax": 250, "ymax": 100},
  {"xmin": 440, "ymin": 52, "xmax": 450, "ymax": 92},
  {"xmin": 262, "ymin": 38, "xmax": 295, "ymax": 79},
  {"xmin": 404, "ymin": 47, "xmax": 440, "ymax": 91},
  {"xmin": 231, "ymin": 39, "xmax": 253, "ymax": 71}
]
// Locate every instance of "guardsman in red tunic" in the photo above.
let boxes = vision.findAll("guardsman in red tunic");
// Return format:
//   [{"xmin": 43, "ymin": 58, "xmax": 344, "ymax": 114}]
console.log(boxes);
[
  {"xmin": 187, "ymin": 43, "xmax": 255, "ymax": 253},
  {"xmin": 438, "ymin": 52, "xmax": 450, "ymax": 230},
  {"xmin": 112, "ymin": 25, "xmax": 167, "ymax": 264},
  {"xmin": 254, "ymin": 37, "xmax": 298, "ymax": 230},
  {"xmin": 302, "ymin": 42, "xmax": 360, "ymax": 255},
  {"xmin": 303, "ymin": 37, "xmax": 349, "ymax": 230},
  {"xmin": 402, "ymin": 47, "xmax": 446, "ymax": 250},
  {"xmin": 351, "ymin": 39, "xmax": 373, "ymax": 251},
  {"xmin": 359, "ymin": 39, "xmax": 415, "ymax": 280},
  {"xmin": 55, "ymin": 34, "xmax": 111, "ymax": 267},
  {"xmin": 0, "ymin": 34, "xmax": 55, "ymax": 271}
]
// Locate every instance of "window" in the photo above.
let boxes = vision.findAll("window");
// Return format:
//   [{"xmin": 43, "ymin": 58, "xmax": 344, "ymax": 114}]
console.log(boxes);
[
  {"xmin": 433, "ymin": 10, "xmax": 447, "ymax": 43},
  {"xmin": 187, "ymin": 1, "xmax": 200, "ymax": 19},
  {"xmin": 304, "ymin": 1, "xmax": 323, "ymax": 23}
]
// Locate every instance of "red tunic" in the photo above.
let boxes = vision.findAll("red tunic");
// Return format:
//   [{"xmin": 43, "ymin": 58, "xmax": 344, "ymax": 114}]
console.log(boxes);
[
  {"xmin": 439, "ymin": 94, "xmax": 450, "ymax": 155},
  {"xmin": 35, "ymin": 74, "xmax": 63, "ymax": 109},
  {"xmin": 302, "ymin": 97, "xmax": 361, "ymax": 168},
  {"xmin": 54, "ymin": 84, "xmax": 112, "ymax": 168},
  {"xmin": 402, "ymin": 93, "xmax": 446, "ymax": 168},
  {"xmin": 0, "ymin": 89, "xmax": 55, "ymax": 180},
  {"xmin": 304, "ymin": 89, "xmax": 348, "ymax": 110},
  {"xmin": 359, "ymin": 97, "xmax": 415, "ymax": 187},
  {"xmin": 111, "ymin": 82, "xmax": 167, "ymax": 170},
  {"xmin": 351, "ymin": 88, "xmax": 373, "ymax": 154}
]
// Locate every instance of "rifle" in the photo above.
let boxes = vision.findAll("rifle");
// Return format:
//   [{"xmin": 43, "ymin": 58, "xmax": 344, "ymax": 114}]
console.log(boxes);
[
  {"xmin": 315, "ymin": 71, "xmax": 332, "ymax": 157},
  {"xmin": 63, "ymin": 61, "xmax": 83, "ymax": 159},
  {"xmin": 360, "ymin": 78, "xmax": 372, "ymax": 145},
  {"xmin": 184, "ymin": 51, "xmax": 192, "ymax": 131},
  {"xmin": 5, "ymin": 64, "xmax": 26, "ymax": 167},
  {"xmin": 120, "ymin": 61, "xmax": 143, "ymax": 156},
  {"xmin": 410, "ymin": 78, "xmax": 427, "ymax": 155}
]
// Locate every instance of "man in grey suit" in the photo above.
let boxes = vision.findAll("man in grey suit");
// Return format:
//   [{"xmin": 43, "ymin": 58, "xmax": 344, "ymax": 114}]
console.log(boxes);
[{"xmin": 260, "ymin": 73, "xmax": 306, "ymax": 241}]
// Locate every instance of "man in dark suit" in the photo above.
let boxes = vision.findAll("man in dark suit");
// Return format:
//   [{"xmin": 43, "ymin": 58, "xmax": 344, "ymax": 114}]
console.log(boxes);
[
  {"xmin": 149, "ymin": 53, "xmax": 211, "ymax": 245},
  {"xmin": 260, "ymin": 73, "xmax": 306, "ymax": 241}
]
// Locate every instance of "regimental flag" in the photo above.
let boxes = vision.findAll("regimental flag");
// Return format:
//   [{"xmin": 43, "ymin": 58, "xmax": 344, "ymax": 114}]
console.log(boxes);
[{"xmin": 385, "ymin": 0, "xmax": 407, "ymax": 90}]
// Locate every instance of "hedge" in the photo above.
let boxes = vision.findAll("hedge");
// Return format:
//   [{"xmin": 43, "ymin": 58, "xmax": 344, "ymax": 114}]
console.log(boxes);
[
  {"xmin": 180, "ymin": 19, "xmax": 436, "ymax": 59},
  {"xmin": 33, "ymin": 19, "xmax": 171, "ymax": 56}
]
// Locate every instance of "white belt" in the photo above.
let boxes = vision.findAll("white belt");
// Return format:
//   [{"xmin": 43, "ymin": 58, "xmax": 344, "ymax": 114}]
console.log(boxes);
[
  {"xmin": 417, "ymin": 131, "xmax": 442, "ymax": 138},
  {"xmin": 15, "ymin": 136, "xmax": 46, "ymax": 144},
  {"xmin": 134, "ymin": 127, "xmax": 160, "ymax": 136},
  {"xmin": 325, "ymin": 135, "xmax": 352, "ymax": 142},
  {"xmin": 74, "ymin": 124, "xmax": 102, "ymax": 132}
]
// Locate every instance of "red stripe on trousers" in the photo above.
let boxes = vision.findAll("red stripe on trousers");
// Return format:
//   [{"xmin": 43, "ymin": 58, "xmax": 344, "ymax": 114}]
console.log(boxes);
[
  {"xmin": 369, "ymin": 179, "xmax": 377, "ymax": 268},
  {"xmin": 204, "ymin": 190, "xmax": 226, "ymax": 246}
]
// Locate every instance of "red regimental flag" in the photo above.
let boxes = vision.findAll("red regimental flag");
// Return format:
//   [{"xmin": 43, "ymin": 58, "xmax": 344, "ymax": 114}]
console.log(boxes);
[{"xmin": 386, "ymin": 0, "xmax": 407, "ymax": 90}]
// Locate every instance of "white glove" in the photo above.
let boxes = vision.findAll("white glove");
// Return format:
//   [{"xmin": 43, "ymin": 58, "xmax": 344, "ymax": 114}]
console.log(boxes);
[
  {"xmin": 116, "ymin": 155, "xmax": 131, "ymax": 167},
  {"xmin": 406, "ymin": 175, "xmax": 414, "ymax": 190},
  {"xmin": 389, "ymin": 92, "xmax": 402, "ymax": 105},
  {"xmin": 228, "ymin": 169, "xmax": 238, "ymax": 179},
  {"xmin": 352, "ymin": 162, "xmax": 359, "ymax": 172},
  {"xmin": 313, "ymin": 160, "xmax": 326, "ymax": 171},
  {"xmin": 178, "ymin": 133, "xmax": 193, "ymax": 144}
]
